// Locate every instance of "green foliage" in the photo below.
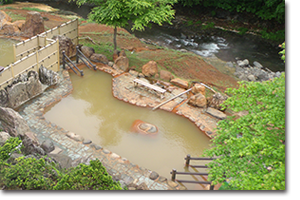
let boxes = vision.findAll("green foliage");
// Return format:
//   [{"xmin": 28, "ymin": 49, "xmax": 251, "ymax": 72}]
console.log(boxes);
[
  {"xmin": 0, "ymin": 0, "xmax": 14, "ymax": 5},
  {"xmin": 53, "ymin": 160, "xmax": 122, "ymax": 190},
  {"xmin": 72, "ymin": 0, "xmax": 176, "ymax": 49},
  {"xmin": 279, "ymin": 42, "xmax": 285, "ymax": 63},
  {"xmin": 237, "ymin": 27, "xmax": 248, "ymax": 35},
  {"xmin": 260, "ymin": 29, "xmax": 285, "ymax": 43},
  {"xmin": 204, "ymin": 74, "xmax": 285, "ymax": 190},
  {"xmin": 178, "ymin": 0, "xmax": 285, "ymax": 23},
  {"xmin": 0, "ymin": 138, "xmax": 123, "ymax": 190},
  {"xmin": 202, "ymin": 22, "xmax": 215, "ymax": 29},
  {"xmin": 0, "ymin": 137, "xmax": 21, "ymax": 162},
  {"xmin": 76, "ymin": 0, "xmax": 177, "ymax": 31}
]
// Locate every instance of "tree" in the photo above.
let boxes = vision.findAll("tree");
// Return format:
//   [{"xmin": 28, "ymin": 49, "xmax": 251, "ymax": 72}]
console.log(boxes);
[
  {"xmin": 73, "ymin": 0, "xmax": 177, "ymax": 50},
  {"xmin": 204, "ymin": 74, "xmax": 285, "ymax": 190}
]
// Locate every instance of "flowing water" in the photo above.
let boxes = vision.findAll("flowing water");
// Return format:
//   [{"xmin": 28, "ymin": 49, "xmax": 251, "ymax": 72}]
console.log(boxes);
[
  {"xmin": 44, "ymin": 68, "xmax": 211, "ymax": 190},
  {"xmin": 28, "ymin": 0, "xmax": 285, "ymax": 72},
  {"xmin": 0, "ymin": 38, "xmax": 18, "ymax": 67}
]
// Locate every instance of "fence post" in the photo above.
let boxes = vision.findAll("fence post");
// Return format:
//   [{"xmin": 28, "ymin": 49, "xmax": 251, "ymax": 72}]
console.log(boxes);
[
  {"xmin": 185, "ymin": 154, "xmax": 191, "ymax": 167},
  {"xmin": 209, "ymin": 184, "xmax": 214, "ymax": 190},
  {"xmin": 12, "ymin": 44, "xmax": 16, "ymax": 62},
  {"xmin": 76, "ymin": 46, "xmax": 79, "ymax": 64},
  {"xmin": 56, "ymin": 39, "xmax": 60, "ymax": 71},
  {"xmin": 171, "ymin": 169, "xmax": 176, "ymax": 181},
  {"xmin": 76, "ymin": 18, "xmax": 79, "ymax": 46}
]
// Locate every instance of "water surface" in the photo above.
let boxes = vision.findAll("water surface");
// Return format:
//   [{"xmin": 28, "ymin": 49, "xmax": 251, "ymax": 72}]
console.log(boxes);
[{"xmin": 0, "ymin": 38, "xmax": 18, "ymax": 67}]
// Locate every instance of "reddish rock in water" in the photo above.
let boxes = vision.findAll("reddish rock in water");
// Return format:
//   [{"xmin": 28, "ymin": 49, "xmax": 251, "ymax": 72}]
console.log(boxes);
[{"xmin": 131, "ymin": 120, "xmax": 158, "ymax": 135}]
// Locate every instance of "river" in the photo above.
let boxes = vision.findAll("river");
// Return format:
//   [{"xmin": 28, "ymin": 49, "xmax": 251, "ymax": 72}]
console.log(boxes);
[{"xmin": 24, "ymin": 0, "xmax": 285, "ymax": 72}]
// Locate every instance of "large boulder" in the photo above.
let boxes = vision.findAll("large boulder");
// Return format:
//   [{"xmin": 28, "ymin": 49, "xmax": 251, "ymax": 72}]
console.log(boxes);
[
  {"xmin": 191, "ymin": 83, "xmax": 206, "ymax": 96},
  {"xmin": 170, "ymin": 78, "xmax": 189, "ymax": 89},
  {"xmin": 39, "ymin": 65, "xmax": 60, "ymax": 86},
  {"xmin": 52, "ymin": 35, "xmax": 76, "ymax": 62},
  {"xmin": 142, "ymin": 61, "xmax": 158, "ymax": 77},
  {"xmin": 12, "ymin": 20, "xmax": 25, "ymax": 30},
  {"xmin": 1, "ymin": 22, "xmax": 20, "ymax": 35},
  {"xmin": 26, "ymin": 71, "xmax": 43, "ymax": 98},
  {"xmin": 80, "ymin": 46, "xmax": 95, "ymax": 58},
  {"xmin": 90, "ymin": 53, "xmax": 109, "ymax": 64},
  {"xmin": 7, "ymin": 82, "xmax": 29, "ymax": 108},
  {"xmin": 131, "ymin": 120, "xmax": 158, "ymax": 135},
  {"xmin": 0, "ymin": 10, "xmax": 12, "ymax": 23},
  {"xmin": 188, "ymin": 93, "xmax": 207, "ymax": 108},
  {"xmin": 21, "ymin": 132, "xmax": 45, "ymax": 156},
  {"xmin": 160, "ymin": 70, "xmax": 173, "ymax": 81},
  {"xmin": 113, "ymin": 56, "xmax": 129, "ymax": 71},
  {"xmin": 0, "ymin": 106, "xmax": 31, "ymax": 137},
  {"xmin": 207, "ymin": 92, "xmax": 228, "ymax": 111},
  {"xmin": 21, "ymin": 11, "xmax": 44, "ymax": 37}
]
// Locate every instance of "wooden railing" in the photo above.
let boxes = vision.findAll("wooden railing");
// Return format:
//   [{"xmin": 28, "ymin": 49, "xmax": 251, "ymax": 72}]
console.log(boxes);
[{"xmin": 170, "ymin": 154, "xmax": 216, "ymax": 190}]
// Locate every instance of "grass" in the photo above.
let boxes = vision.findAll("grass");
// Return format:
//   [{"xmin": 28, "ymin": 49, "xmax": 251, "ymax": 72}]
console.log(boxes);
[
  {"xmin": 21, "ymin": 7, "xmax": 47, "ymax": 12},
  {"xmin": 4, "ymin": 11, "xmax": 26, "ymax": 21}
]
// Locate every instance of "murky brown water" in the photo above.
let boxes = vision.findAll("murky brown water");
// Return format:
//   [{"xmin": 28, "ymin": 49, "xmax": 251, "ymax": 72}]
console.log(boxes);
[
  {"xmin": 45, "ymin": 68, "xmax": 211, "ymax": 189},
  {"xmin": 0, "ymin": 38, "xmax": 18, "ymax": 67}
]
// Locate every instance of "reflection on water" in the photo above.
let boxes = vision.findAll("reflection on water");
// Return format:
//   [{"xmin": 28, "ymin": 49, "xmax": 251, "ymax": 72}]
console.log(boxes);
[
  {"xmin": 45, "ymin": 68, "xmax": 211, "ymax": 189},
  {"xmin": 0, "ymin": 38, "xmax": 18, "ymax": 67}
]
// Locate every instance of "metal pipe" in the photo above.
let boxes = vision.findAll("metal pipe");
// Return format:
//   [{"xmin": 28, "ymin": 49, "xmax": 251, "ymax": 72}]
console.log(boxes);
[
  {"xmin": 185, "ymin": 154, "xmax": 191, "ymax": 167},
  {"xmin": 171, "ymin": 169, "xmax": 176, "ymax": 181},
  {"xmin": 76, "ymin": 46, "xmax": 97, "ymax": 70}
]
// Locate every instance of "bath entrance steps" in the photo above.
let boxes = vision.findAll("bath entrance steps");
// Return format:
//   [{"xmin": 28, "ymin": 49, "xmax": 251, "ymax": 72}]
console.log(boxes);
[
  {"xmin": 152, "ymin": 88, "xmax": 192, "ymax": 111},
  {"xmin": 62, "ymin": 50, "xmax": 84, "ymax": 76},
  {"xmin": 75, "ymin": 46, "xmax": 97, "ymax": 71},
  {"xmin": 170, "ymin": 154, "xmax": 216, "ymax": 190}
]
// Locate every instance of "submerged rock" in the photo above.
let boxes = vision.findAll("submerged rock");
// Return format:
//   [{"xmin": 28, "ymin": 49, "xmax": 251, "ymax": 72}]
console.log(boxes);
[{"xmin": 131, "ymin": 120, "xmax": 158, "ymax": 135}]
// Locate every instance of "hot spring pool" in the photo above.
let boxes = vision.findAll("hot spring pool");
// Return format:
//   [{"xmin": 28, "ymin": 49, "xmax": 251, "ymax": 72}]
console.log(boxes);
[{"xmin": 44, "ymin": 68, "xmax": 211, "ymax": 189}]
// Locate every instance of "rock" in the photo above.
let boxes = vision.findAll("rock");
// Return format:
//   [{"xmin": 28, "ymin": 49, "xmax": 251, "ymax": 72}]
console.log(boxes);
[
  {"xmin": 0, "ymin": 10, "xmax": 12, "ymax": 23},
  {"xmin": 275, "ymin": 71, "xmax": 282, "ymax": 78},
  {"xmin": 21, "ymin": 11, "xmax": 44, "ymax": 37},
  {"xmin": 167, "ymin": 180, "xmax": 178, "ymax": 188},
  {"xmin": 6, "ymin": 82, "xmax": 28, "ymax": 108},
  {"xmin": 136, "ymin": 182, "xmax": 149, "ymax": 190},
  {"xmin": 108, "ymin": 61, "xmax": 114, "ymax": 67},
  {"xmin": 207, "ymin": 92, "xmax": 228, "ymax": 111},
  {"xmin": 0, "ymin": 106, "xmax": 30, "ymax": 137},
  {"xmin": 0, "ymin": 89, "xmax": 9, "ymax": 107},
  {"xmin": 82, "ymin": 139, "xmax": 92, "ymax": 144},
  {"xmin": 41, "ymin": 139, "xmax": 55, "ymax": 153},
  {"xmin": 191, "ymin": 83, "xmax": 206, "ymax": 96},
  {"xmin": 131, "ymin": 120, "xmax": 158, "ymax": 135},
  {"xmin": 149, "ymin": 171, "xmax": 159, "ymax": 180},
  {"xmin": 1, "ymin": 22, "xmax": 21, "ymax": 35},
  {"xmin": 247, "ymin": 74, "xmax": 256, "ymax": 82},
  {"xmin": 129, "ymin": 69, "xmax": 139, "ymax": 77},
  {"xmin": 80, "ymin": 46, "xmax": 95, "ymax": 58},
  {"xmin": 119, "ymin": 49, "xmax": 127, "ymax": 57},
  {"xmin": 225, "ymin": 62, "xmax": 235, "ymax": 68},
  {"xmin": 12, "ymin": 20, "xmax": 25, "ymax": 30},
  {"xmin": 21, "ymin": 132, "xmax": 46, "ymax": 156},
  {"xmin": 48, "ymin": 154, "xmax": 73, "ymax": 169},
  {"xmin": 0, "ymin": 131, "xmax": 11, "ymax": 146},
  {"xmin": 170, "ymin": 78, "xmax": 189, "ymax": 89},
  {"xmin": 52, "ymin": 35, "xmax": 76, "ymax": 62},
  {"xmin": 90, "ymin": 53, "xmax": 109, "ymax": 64},
  {"xmin": 159, "ymin": 70, "xmax": 173, "ymax": 81},
  {"xmin": 66, "ymin": 132, "xmax": 84, "ymax": 142},
  {"xmin": 39, "ymin": 65, "xmax": 60, "ymax": 86},
  {"xmin": 253, "ymin": 61, "xmax": 263, "ymax": 69},
  {"xmin": 206, "ymin": 107, "xmax": 227, "ymax": 120},
  {"xmin": 113, "ymin": 56, "xmax": 129, "ymax": 71},
  {"xmin": 237, "ymin": 59, "xmax": 249, "ymax": 67},
  {"xmin": 142, "ymin": 61, "xmax": 158, "ymax": 77},
  {"xmin": 113, "ymin": 49, "xmax": 120, "ymax": 62},
  {"xmin": 26, "ymin": 73, "xmax": 43, "ymax": 98},
  {"xmin": 188, "ymin": 93, "xmax": 207, "ymax": 108}
]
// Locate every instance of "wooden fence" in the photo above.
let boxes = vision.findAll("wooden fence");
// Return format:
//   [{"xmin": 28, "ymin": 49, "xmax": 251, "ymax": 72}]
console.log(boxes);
[{"xmin": 0, "ymin": 18, "xmax": 78, "ymax": 89}]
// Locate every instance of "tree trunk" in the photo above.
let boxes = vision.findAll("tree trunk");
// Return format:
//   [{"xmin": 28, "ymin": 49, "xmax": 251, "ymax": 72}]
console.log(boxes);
[{"xmin": 113, "ymin": 26, "xmax": 117, "ymax": 51}]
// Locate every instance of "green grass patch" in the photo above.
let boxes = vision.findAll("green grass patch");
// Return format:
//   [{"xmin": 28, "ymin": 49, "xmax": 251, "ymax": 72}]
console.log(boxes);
[
  {"xmin": 4, "ymin": 11, "xmax": 26, "ymax": 21},
  {"xmin": 21, "ymin": 7, "xmax": 47, "ymax": 12}
]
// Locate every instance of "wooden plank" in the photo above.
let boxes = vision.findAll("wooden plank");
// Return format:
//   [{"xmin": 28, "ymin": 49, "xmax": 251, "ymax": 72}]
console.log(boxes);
[{"xmin": 175, "ymin": 180, "xmax": 211, "ymax": 184}]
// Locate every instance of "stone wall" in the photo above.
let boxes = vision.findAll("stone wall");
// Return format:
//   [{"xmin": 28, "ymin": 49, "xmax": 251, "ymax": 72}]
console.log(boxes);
[{"xmin": 0, "ymin": 65, "xmax": 60, "ymax": 109}]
